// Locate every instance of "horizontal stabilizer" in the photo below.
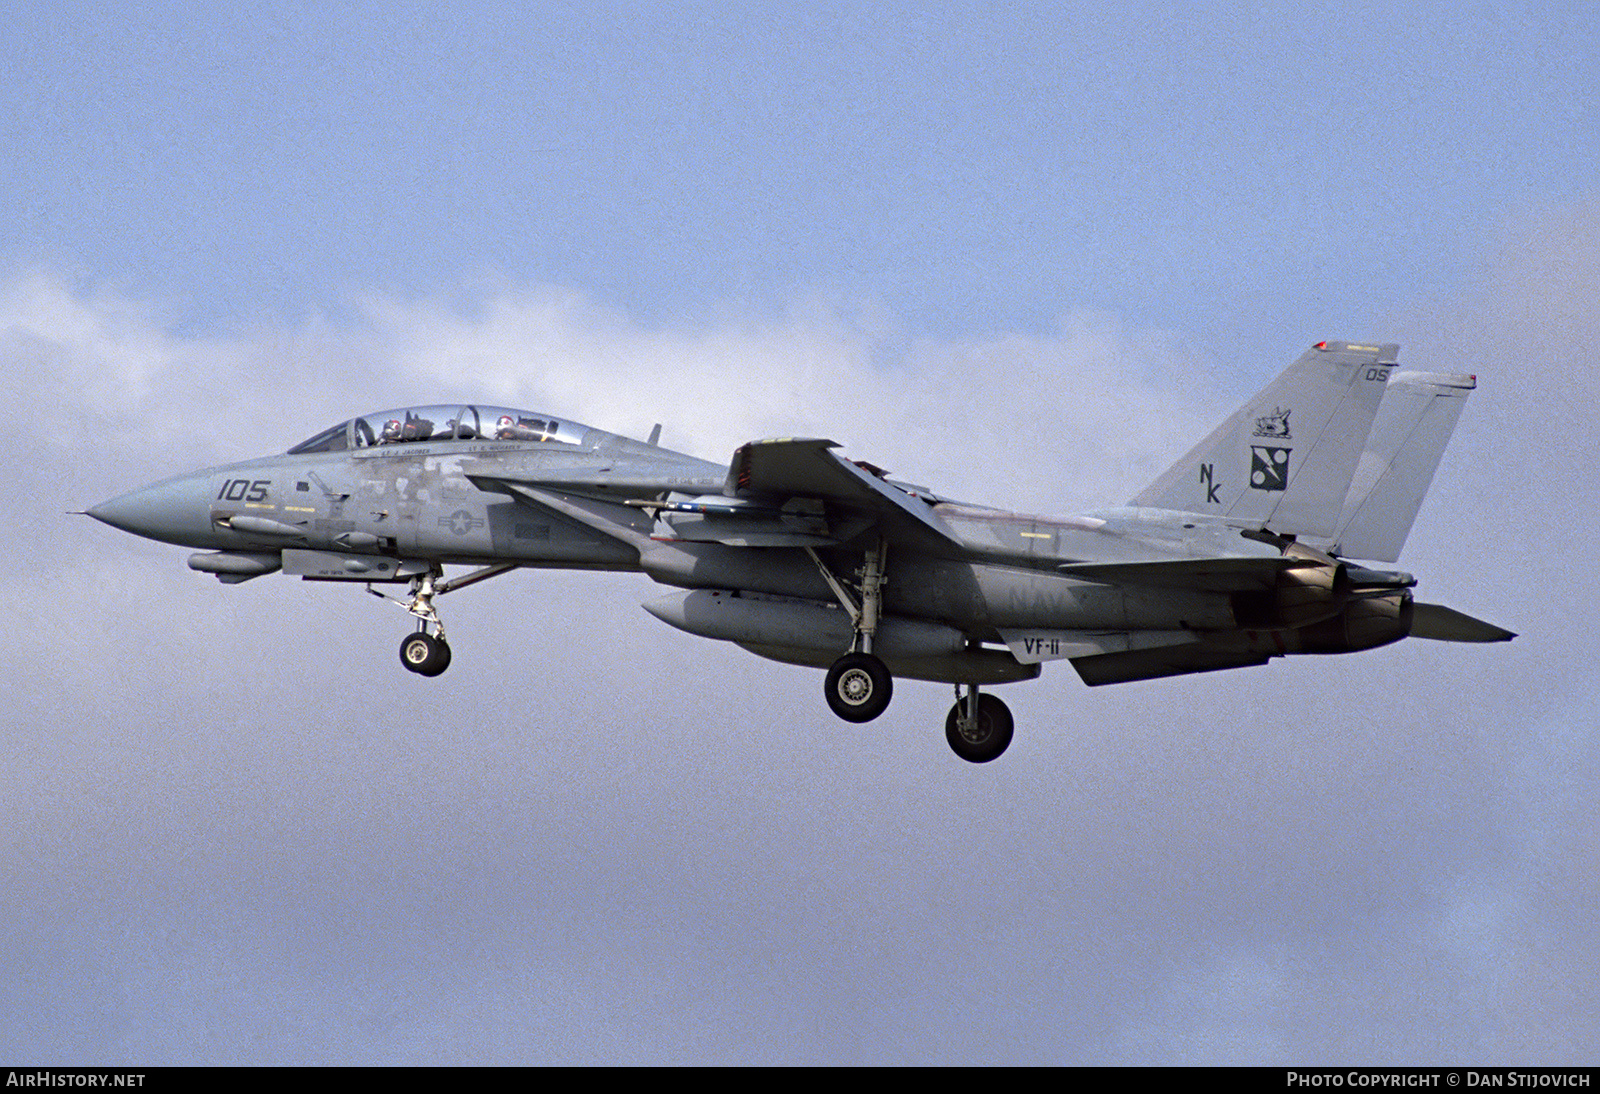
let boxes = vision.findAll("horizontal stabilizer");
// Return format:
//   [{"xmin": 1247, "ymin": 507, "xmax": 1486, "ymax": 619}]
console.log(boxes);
[
  {"xmin": 1410, "ymin": 602, "xmax": 1516, "ymax": 643},
  {"xmin": 1071, "ymin": 646, "xmax": 1272, "ymax": 686}
]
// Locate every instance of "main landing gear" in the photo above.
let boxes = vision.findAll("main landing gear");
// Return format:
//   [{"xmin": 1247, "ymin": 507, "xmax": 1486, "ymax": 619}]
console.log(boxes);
[
  {"xmin": 825, "ymin": 652, "xmax": 892, "ymax": 722},
  {"xmin": 811, "ymin": 540, "xmax": 895, "ymax": 724},
  {"xmin": 368, "ymin": 563, "xmax": 518, "ymax": 677},
  {"xmin": 808, "ymin": 540, "xmax": 1012, "ymax": 762},
  {"xmin": 945, "ymin": 684, "xmax": 1014, "ymax": 764}
]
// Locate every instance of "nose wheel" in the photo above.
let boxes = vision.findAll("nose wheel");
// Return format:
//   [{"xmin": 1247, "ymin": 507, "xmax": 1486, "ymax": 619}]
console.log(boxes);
[{"xmin": 399, "ymin": 630, "xmax": 452, "ymax": 676}]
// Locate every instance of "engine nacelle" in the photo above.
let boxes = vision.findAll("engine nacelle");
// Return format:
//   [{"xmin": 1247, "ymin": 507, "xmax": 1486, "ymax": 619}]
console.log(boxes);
[
  {"xmin": 1233, "ymin": 545, "xmax": 1350, "ymax": 629},
  {"xmin": 1295, "ymin": 591, "xmax": 1414, "ymax": 654}
]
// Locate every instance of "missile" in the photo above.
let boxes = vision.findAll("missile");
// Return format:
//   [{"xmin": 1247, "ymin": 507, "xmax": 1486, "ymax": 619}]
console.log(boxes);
[
  {"xmin": 218, "ymin": 514, "xmax": 308, "ymax": 539},
  {"xmin": 642, "ymin": 589, "xmax": 1040, "ymax": 685},
  {"xmin": 642, "ymin": 588, "xmax": 966, "ymax": 658},
  {"xmin": 187, "ymin": 551, "xmax": 282, "ymax": 583}
]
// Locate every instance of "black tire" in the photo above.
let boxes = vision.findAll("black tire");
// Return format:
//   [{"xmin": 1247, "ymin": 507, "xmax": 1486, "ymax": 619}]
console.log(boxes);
[
  {"xmin": 945, "ymin": 693, "xmax": 1014, "ymax": 763},
  {"xmin": 422, "ymin": 639, "xmax": 451, "ymax": 676},
  {"xmin": 824, "ymin": 652, "xmax": 893, "ymax": 723},
  {"xmin": 399, "ymin": 632, "xmax": 451, "ymax": 676}
]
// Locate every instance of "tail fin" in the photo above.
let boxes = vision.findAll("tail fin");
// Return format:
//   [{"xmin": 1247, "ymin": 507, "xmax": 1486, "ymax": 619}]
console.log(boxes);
[
  {"xmin": 1323, "ymin": 371, "xmax": 1475, "ymax": 562},
  {"xmin": 1130, "ymin": 340, "xmax": 1395, "ymax": 539}
]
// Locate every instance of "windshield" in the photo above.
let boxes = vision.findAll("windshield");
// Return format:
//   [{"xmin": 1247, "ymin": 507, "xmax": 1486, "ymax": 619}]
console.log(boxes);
[{"xmin": 289, "ymin": 405, "xmax": 590, "ymax": 454}]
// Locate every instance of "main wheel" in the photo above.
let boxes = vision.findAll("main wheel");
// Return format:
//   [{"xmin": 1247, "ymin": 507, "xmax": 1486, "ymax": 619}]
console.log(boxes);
[
  {"xmin": 399, "ymin": 632, "xmax": 452, "ymax": 677},
  {"xmin": 945, "ymin": 693, "xmax": 1014, "ymax": 763},
  {"xmin": 825, "ymin": 652, "xmax": 893, "ymax": 723}
]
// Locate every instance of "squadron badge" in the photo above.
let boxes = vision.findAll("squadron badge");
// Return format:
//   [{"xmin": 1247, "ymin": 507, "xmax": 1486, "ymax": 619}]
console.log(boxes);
[
  {"xmin": 1250, "ymin": 445, "xmax": 1290, "ymax": 491},
  {"xmin": 1253, "ymin": 406, "xmax": 1291, "ymax": 439}
]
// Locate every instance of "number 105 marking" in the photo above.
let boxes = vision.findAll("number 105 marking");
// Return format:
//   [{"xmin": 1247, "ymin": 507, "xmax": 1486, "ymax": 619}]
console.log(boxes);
[{"xmin": 218, "ymin": 479, "xmax": 270, "ymax": 503}]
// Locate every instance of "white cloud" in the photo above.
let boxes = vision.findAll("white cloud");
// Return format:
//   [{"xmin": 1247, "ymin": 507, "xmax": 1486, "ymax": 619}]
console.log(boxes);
[
  {"xmin": 4, "ymin": 227, "xmax": 1595, "ymax": 1063},
  {"xmin": 5, "ymin": 269, "xmax": 1221, "ymax": 520}
]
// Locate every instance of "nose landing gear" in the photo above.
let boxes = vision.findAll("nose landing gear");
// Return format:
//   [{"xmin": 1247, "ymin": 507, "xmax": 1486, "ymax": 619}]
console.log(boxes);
[
  {"xmin": 368, "ymin": 563, "xmax": 519, "ymax": 676},
  {"xmin": 399, "ymin": 630, "xmax": 452, "ymax": 676},
  {"xmin": 387, "ymin": 569, "xmax": 452, "ymax": 676}
]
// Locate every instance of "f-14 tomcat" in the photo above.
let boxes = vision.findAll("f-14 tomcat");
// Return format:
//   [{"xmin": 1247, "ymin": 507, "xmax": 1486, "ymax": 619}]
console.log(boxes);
[{"xmin": 88, "ymin": 341, "xmax": 1512, "ymax": 762}]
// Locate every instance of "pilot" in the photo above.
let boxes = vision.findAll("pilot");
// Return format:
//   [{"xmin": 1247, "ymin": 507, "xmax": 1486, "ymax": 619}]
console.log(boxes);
[
  {"xmin": 400, "ymin": 412, "xmax": 433, "ymax": 442},
  {"xmin": 381, "ymin": 419, "xmax": 404, "ymax": 443},
  {"xmin": 496, "ymin": 414, "xmax": 540, "ymax": 441}
]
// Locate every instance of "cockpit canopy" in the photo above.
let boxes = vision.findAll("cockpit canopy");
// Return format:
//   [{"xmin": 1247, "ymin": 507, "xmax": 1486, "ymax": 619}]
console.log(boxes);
[{"xmin": 288, "ymin": 405, "xmax": 590, "ymax": 455}]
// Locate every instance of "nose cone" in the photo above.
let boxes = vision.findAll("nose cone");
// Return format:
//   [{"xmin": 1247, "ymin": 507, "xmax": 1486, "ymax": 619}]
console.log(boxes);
[{"xmin": 88, "ymin": 475, "xmax": 215, "ymax": 547}]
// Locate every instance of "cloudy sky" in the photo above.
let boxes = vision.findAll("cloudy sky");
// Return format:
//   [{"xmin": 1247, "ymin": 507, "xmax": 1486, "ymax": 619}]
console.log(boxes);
[{"xmin": 3, "ymin": 1, "xmax": 1596, "ymax": 1065}]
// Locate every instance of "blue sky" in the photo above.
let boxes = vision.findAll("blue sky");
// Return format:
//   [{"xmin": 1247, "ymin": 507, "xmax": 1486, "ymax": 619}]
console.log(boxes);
[
  {"xmin": 12, "ymin": 2, "xmax": 1595, "ymax": 346},
  {"xmin": 4, "ymin": 1, "xmax": 1597, "ymax": 1065}
]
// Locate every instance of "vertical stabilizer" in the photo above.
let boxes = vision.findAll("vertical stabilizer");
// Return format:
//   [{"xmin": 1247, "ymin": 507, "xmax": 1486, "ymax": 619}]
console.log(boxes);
[
  {"xmin": 1325, "ymin": 371, "xmax": 1475, "ymax": 562},
  {"xmin": 1130, "ymin": 340, "xmax": 1396, "ymax": 539}
]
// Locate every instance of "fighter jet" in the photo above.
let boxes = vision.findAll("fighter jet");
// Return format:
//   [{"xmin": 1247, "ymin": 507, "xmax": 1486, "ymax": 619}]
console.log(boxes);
[{"xmin": 87, "ymin": 341, "xmax": 1512, "ymax": 762}]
